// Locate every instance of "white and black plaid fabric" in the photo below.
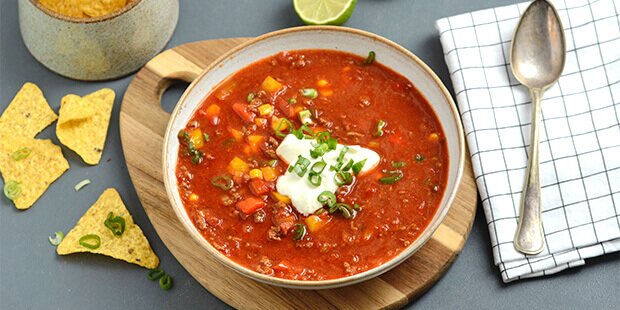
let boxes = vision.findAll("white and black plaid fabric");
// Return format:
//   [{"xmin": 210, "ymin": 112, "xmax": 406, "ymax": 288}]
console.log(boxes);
[{"xmin": 435, "ymin": 0, "xmax": 620, "ymax": 282}]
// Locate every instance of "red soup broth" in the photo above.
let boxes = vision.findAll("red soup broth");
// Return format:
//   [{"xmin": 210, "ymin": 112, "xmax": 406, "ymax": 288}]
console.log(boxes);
[{"xmin": 176, "ymin": 50, "xmax": 448, "ymax": 280}]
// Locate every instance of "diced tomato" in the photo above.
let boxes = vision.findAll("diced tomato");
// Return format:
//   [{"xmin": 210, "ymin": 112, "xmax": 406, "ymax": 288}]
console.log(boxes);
[
  {"xmin": 273, "ymin": 260, "xmax": 292, "ymax": 272},
  {"xmin": 232, "ymin": 102, "xmax": 255, "ymax": 123},
  {"xmin": 236, "ymin": 197, "xmax": 265, "ymax": 215},
  {"xmin": 275, "ymin": 97, "xmax": 295, "ymax": 118},
  {"xmin": 248, "ymin": 179, "xmax": 273, "ymax": 196}
]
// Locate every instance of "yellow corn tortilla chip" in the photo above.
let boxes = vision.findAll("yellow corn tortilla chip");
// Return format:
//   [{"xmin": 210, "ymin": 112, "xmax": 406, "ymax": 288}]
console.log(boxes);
[
  {"xmin": 56, "ymin": 88, "xmax": 114, "ymax": 165},
  {"xmin": 0, "ymin": 83, "xmax": 57, "ymax": 139},
  {"xmin": 57, "ymin": 188, "xmax": 159, "ymax": 269},
  {"xmin": 39, "ymin": 0, "xmax": 128, "ymax": 18},
  {"xmin": 0, "ymin": 137, "xmax": 69, "ymax": 210}
]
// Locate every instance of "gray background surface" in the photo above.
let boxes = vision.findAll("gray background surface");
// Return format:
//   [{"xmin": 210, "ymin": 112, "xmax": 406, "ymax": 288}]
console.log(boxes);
[{"xmin": 0, "ymin": 0, "xmax": 618, "ymax": 309}]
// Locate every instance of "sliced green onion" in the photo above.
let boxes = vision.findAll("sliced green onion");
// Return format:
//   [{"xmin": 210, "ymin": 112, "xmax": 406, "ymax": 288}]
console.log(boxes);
[
  {"xmin": 148, "ymin": 268, "xmax": 165, "ymax": 281},
  {"xmin": 379, "ymin": 170, "xmax": 404, "ymax": 184},
  {"xmin": 335, "ymin": 171, "xmax": 353, "ymax": 186},
  {"xmin": 288, "ymin": 98, "xmax": 297, "ymax": 104},
  {"xmin": 74, "ymin": 179, "xmax": 91, "ymax": 191},
  {"xmin": 178, "ymin": 130, "xmax": 190, "ymax": 142},
  {"xmin": 364, "ymin": 51, "xmax": 376, "ymax": 65},
  {"xmin": 310, "ymin": 143, "xmax": 329, "ymax": 158},
  {"xmin": 353, "ymin": 204, "xmax": 362, "ymax": 211},
  {"xmin": 415, "ymin": 153, "xmax": 425, "ymax": 162},
  {"xmin": 159, "ymin": 274, "xmax": 173, "ymax": 291},
  {"xmin": 310, "ymin": 160, "xmax": 327, "ymax": 174},
  {"xmin": 373, "ymin": 119, "xmax": 387, "ymax": 137},
  {"xmin": 392, "ymin": 161, "xmax": 407, "ymax": 168},
  {"xmin": 12, "ymin": 147, "xmax": 32, "ymax": 161},
  {"xmin": 352, "ymin": 159, "xmax": 367, "ymax": 175},
  {"xmin": 314, "ymin": 208, "xmax": 326, "ymax": 215},
  {"xmin": 291, "ymin": 124, "xmax": 315, "ymax": 139},
  {"xmin": 308, "ymin": 174, "xmax": 322, "ymax": 187},
  {"xmin": 211, "ymin": 175, "xmax": 234, "ymax": 190},
  {"xmin": 299, "ymin": 110, "xmax": 312, "ymax": 124},
  {"xmin": 48, "ymin": 231, "xmax": 64, "ymax": 246},
  {"xmin": 329, "ymin": 203, "xmax": 356, "ymax": 219},
  {"xmin": 203, "ymin": 133, "xmax": 210, "ymax": 142},
  {"xmin": 246, "ymin": 92, "xmax": 256, "ymax": 102},
  {"xmin": 104, "ymin": 212, "xmax": 126, "ymax": 237},
  {"xmin": 292, "ymin": 223, "xmax": 307, "ymax": 240},
  {"xmin": 331, "ymin": 146, "xmax": 349, "ymax": 171},
  {"xmin": 288, "ymin": 155, "xmax": 311, "ymax": 177},
  {"xmin": 341, "ymin": 159, "xmax": 354, "ymax": 172},
  {"xmin": 300, "ymin": 88, "xmax": 318, "ymax": 99},
  {"xmin": 79, "ymin": 234, "xmax": 101, "ymax": 250},
  {"xmin": 3, "ymin": 180, "xmax": 22, "ymax": 201},
  {"xmin": 317, "ymin": 191, "xmax": 337, "ymax": 207},
  {"xmin": 264, "ymin": 159, "xmax": 278, "ymax": 167}
]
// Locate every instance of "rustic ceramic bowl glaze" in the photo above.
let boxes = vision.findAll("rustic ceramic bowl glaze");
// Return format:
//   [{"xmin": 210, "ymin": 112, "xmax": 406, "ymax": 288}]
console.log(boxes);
[
  {"xmin": 18, "ymin": 0, "xmax": 179, "ymax": 81},
  {"xmin": 163, "ymin": 27, "xmax": 465, "ymax": 289}
]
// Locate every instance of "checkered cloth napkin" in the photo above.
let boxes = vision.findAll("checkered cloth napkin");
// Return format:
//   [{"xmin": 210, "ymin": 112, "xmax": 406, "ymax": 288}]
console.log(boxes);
[{"xmin": 435, "ymin": 0, "xmax": 620, "ymax": 282}]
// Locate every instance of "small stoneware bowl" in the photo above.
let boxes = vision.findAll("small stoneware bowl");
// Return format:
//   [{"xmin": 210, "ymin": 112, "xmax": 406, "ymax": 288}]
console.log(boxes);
[
  {"xmin": 163, "ymin": 26, "xmax": 465, "ymax": 289},
  {"xmin": 18, "ymin": 0, "xmax": 179, "ymax": 81}
]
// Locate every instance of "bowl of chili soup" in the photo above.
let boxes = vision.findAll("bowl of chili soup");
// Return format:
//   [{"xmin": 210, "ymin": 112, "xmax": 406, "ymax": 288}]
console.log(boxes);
[{"xmin": 163, "ymin": 26, "xmax": 465, "ymax": 289}]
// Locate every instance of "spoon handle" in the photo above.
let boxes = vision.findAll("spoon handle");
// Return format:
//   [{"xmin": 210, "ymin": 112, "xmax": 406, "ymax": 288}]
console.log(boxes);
[{"xmin": 514, "ymin": 88, "xmax": 545, "ymax": 255}]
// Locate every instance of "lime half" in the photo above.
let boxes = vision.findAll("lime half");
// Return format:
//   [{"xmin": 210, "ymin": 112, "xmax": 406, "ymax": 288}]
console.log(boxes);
[{"xmin": 293, "ymin": 0, "xmax": 357, "ymax": 25}]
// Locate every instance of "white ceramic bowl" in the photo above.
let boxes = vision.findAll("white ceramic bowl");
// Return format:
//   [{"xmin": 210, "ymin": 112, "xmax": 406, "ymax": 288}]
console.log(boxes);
[{"xmin": 163, "ymin": 26, "xmax": 464, "ymax": 289}]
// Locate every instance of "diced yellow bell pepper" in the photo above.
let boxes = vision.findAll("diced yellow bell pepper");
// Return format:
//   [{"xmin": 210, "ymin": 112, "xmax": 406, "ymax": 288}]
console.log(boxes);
[
  {"xmin": 229, "ymin": 128, "xmax": 244, "ymax": 141},
  {"xmin": 257, "ymin": 104, "xmax": 274, "ymax": 116},
  {"xmin": 271, "ymin": 191, "xmax": 291, "ymax": 204},
  {"xmin": 261, "ymin": 166, "xmax": 278, "ymax": 181},
  {"xmin": 261, "ymin": 76, "xmax": 283, "ymax": 93},
  {"xmin": 305, "ymin": 215, "xmax": 327, "ymax": 233},
  {"xmin": 247, "ymin": 135, "xmax": 264, "ymax": 153},
  {"xmin": 227, "ymin": 157, "xmax": 250, "ymax": 175},
  {"xmin": 249, "ymin": 169, "xmax": 263, "ymax": 179},
  {"xmin": 271, "ymin": 116, "xmax": 288, "ymax": 132},
  {"xmin": 189, "ymin": 129, "xmax": 204, "ymax": 149}
]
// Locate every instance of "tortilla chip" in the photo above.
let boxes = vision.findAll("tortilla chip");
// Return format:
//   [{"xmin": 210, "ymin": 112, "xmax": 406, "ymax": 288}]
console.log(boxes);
[
  {"xmin": 39, "ymin": 0, "xmax": 128, "ymax": 18},
  {"xmin": 57, "ymin": 188, "xmax": 159, "ymax": 269},
  {"xmin": 56, "ymin": 89, "xmax": 114, "ymax": 165},
  {"xmin": 0, "ymin": 137, "xmax": 69, "ymax": 210},
  {"xmin": 0, "ymin": 83, "xmax": 57, "ymax": 139}
]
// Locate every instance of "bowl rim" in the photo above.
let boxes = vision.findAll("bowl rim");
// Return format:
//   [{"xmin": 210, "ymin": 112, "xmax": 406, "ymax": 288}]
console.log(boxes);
[
  {"xmin": 162, "ymin": 26, "xmax": 465, "ymax": 289},
  {"xmin": 28, "ymin": 0, "xmax": 143, "ymax": 24}
]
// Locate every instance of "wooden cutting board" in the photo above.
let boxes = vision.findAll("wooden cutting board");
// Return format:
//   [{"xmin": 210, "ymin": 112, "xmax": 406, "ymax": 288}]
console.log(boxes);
[{"xmin": 119, "ymin": 38, "xmax": 478, "ymax": 309}]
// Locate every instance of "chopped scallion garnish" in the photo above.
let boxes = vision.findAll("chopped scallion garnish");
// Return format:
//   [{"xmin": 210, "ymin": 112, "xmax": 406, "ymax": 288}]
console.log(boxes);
[
  {"xmin": 148, "ymin": 268, "xmax": 165, "ymax": 281},
  {"xmin": 415, "ymin": 153, "xmax": 425, "ymax": 162},
  {"xmin": 159, "ymin": 275, "xmax": 173, "ymax": 291},
  {"xmin": 12, "ymin": 147, "xmax": 32, "ymax": 161},
  {"xmin": 275, "ymin": 118, "xmax": 294, "ymax": 138},
  {"xmin": 211, "ymin": 175, "xmax": 234, "ymax": 190},
  {"xmin": 328, "ymin": 203, "xmax": 356, "ymax": 219},
  {"xmin": 300, "ymin": 88, "xmax": 318, "ymax": 99},
  {"xmin": 288, "ymin": 98, "xmax": 297, "ymax": 104},
  {"xmin": 104, "ymin": 212, "xmax": 126, "ymax": 237},
  {"xmin": 74, "ymin": 179, "xmax": 91, "ymax": 191},
  {"xmin": 48, "ymin": 231, "xmax": 64, "ymax": 246},
  {"xmin": 364, "ymin": 51, "xmax": 376, "ymax": 65},
  {"xmin": 392, "ymin": 161, "xmax": 407, "ymax": 168},
  {"xmin": 341, "ymin": 159, "xmax": 354, "ymax": 171},
  {"xmin": 299, "ymin": 109, "xmax": 312, "ymax": 124},
  {"xmin": 288, "ymin": 155, "xmax": 311, "ymax": 177},
  {"xmin": 379, "ymin": 170, "xmax": 404, "ymax": 184},
  {"xmin": 79, "ymin": 234, "xmax": 101, "ymax": 250},
  {"xmin": 3, "ymin": 180, "xmax": 22, "ymax": 201},
  {"xmin": 246, "ymin": 92, "xmax": 256, "ymax": 102},
  {"xmin": 352, "ymin": 159, "xmax": 367, "ymax": 175},
  {"xmin": 308, "ymin": 173, "xmax": 322, "ymax": 187},
  {"xmin": 292, "ymin": 223, "xmax": 307, "ymax": 240},
  {"xmin": 334, "ymin": 171, "xmax": 353, "ymax": 186},
  {"xmin": 373, "ymin": 119, "xmax": 387, "ymax": 137},
  {"xmin": 310, "ymin": 160, "xmax": 327, "ymax": 175},
  {"xmin": 317, "ymin": 191, "xmax": 337, "ymax": 207},
  {"xmin": 203, "ymin": 133, "xmax": 210, "ymax": 142}
]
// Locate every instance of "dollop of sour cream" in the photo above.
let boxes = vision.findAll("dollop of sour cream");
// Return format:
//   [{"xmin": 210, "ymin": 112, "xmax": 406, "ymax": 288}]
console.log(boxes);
[{"xmin": 275, "ymin": 134, "xmax": 380, "ymax": 215}]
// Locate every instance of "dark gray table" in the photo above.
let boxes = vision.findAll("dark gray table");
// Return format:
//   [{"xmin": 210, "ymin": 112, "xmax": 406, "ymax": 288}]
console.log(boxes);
[{"xmin": 1, "ymin": 1, "xmax": 618, "ymax": 309}]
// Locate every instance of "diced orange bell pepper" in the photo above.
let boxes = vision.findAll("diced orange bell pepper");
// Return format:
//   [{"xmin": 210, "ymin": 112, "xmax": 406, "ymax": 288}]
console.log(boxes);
[
  {"xmin": 236, "ymin": 197, "xmax": 266, "ymax": 215},
  {"xmin": 229, "ymin": 128, "xmax": 244, "ymax": 141},
  {"xmin": 271, "ymin": 116, "xmax": 288, "ymax": 132},
  {"xmin": 227, "ymin": 157, "xmax": 250, "ymax": 175},
  {"xmin": 305, "ymin": 215, "xmax": 327, "ymax": 233},
  {"xmin": 205, "ymin": 104, "xmax": 221, "ymax": 125},
  {"xmin": 254, "ymin": 117, "xmax": 268, "ymax": 128},
  {"xmin": 261, "ymin": 76, "xmax": 283, "ymax": 93},
  {"xmin": 189, "ymin": 129, "xmax": 204, "ymax": 149},
  {"xmin": 261, "ymin": 166, "xmax": 278, "ymax": 181},
  {"xmin": 232, "ymin": 102, "xmax": 255, "ymax": 123},
  {"xmin": 271, "ymin": 191, "xmax": 291, "ymax": 204},
  {"xmin": 247, "ymin": 135, "xmax": 264, "ymax": 153}
]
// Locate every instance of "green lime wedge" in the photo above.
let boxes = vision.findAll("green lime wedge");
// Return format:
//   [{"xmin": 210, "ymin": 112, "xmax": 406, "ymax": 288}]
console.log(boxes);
[{"xmin": 293, "ymin": 0, "xmax": 357, "ymax": 25}]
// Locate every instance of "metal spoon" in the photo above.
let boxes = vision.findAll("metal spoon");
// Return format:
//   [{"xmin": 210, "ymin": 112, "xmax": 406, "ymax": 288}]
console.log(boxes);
[{"xmin": 510, "ymin": 0, "xmax": 566, "ymax": 255}]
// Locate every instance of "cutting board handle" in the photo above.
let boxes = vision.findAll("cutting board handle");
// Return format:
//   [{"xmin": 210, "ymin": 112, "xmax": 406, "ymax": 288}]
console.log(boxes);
[{"xmin": 142, "ymin": 48, "xmax": 205, "ymax": 116}]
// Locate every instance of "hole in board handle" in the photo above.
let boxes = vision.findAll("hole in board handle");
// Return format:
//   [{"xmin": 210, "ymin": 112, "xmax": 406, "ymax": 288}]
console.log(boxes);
[{"xmin": 160, "ymin": 80, "xmax": 190, "ymax": 114}]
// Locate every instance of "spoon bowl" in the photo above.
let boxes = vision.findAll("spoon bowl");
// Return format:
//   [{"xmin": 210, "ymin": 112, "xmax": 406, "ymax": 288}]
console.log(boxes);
[{"xmin": 510, "ymin": 0, "xmax": 566, "ymax": 255}]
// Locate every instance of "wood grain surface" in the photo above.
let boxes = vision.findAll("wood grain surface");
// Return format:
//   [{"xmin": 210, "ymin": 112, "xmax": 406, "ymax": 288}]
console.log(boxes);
[{"xmin": 119, "ymin": 38, "xmax": 478, "ymax": 310}]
